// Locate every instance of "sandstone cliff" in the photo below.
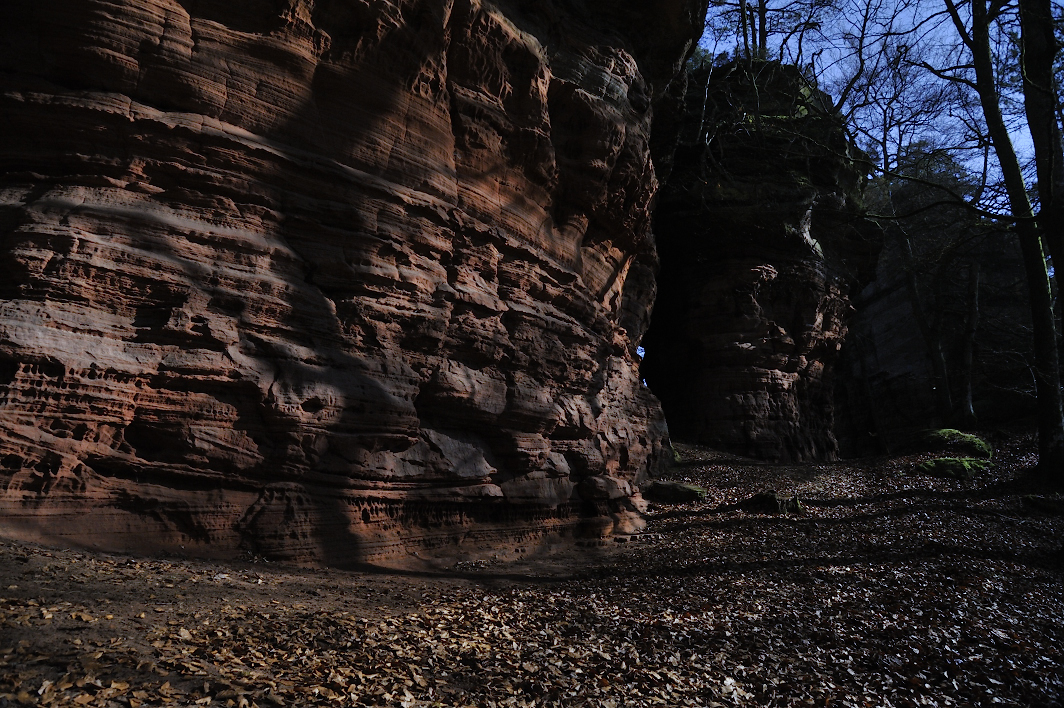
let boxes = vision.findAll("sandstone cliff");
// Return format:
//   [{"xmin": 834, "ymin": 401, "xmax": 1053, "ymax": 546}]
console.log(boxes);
[
  {"xmin": 643, "ymin": 61, "xmax": 880, "ymax": 462},
  {"xmin": 0, "ymin": 0, "xmax": 705, "ymax": 562}
]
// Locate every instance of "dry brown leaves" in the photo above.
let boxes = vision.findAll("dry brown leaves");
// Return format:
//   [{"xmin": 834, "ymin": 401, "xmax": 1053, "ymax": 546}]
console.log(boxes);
[{"xmin": 1, "ymin": 433, "xmax": 1062, "ymax": 707}]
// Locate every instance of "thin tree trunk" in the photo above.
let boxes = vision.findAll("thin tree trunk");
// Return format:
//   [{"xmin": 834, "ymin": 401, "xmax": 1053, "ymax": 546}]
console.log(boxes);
[
  {"xmin": 881, "ymin": 108, "xmax": 890, "ymax": 173},
  {"xmin": 740, "ymin": 1, "xmax": 751, "ymax": 62},
  {"xmin": 898, "ymin": 233, "xmax": 954, "ymax": 422},
  {"xmin": 1015, "ymin": 224, "xmax": 1064, "ymax": 473},
  {"xmin": 1019, "ymin": 0, "xmax": 1064, "ymax": 271},
  {"xmin": 1018, "ymin": 0, "xmax": 1064, "ymax": 406},
  {"xmin": 962, "ymin": 0, "xmax": 1064, "ymax": 473},
  {"xmin": 758, "ymin": 0, "xmax": 768, "ymax": 58},
  {"xmin": 958, "ymin": 262, "xmax": 980, "ymax": 428}
]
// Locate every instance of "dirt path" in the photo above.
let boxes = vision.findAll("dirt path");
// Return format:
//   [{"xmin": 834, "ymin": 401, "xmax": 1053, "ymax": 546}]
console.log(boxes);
[{"xmin": 2, "ymin": 436, "xmax": 1063, "ymax": 707}]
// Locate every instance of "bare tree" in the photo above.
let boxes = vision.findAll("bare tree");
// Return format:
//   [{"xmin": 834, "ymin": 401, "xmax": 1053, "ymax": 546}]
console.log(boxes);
[
  {"xmin": 828, "ymin": 0, "xmax": 1063, "ymax": 471},
  {"xmin": 697, "ymin": 0, "xmax": 1064, "ymax": 471},
  {"xmin": 939, "ymin": 0, "xmax": 1064, "ymax": 473},
  {"xmin": 703, "ymin": 0, "xmax": 842, "ymax": 64}
]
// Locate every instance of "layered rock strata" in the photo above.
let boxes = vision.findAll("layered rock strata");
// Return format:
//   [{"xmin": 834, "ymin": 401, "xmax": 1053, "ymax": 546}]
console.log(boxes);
[
  {"xmin": 0, "ymin": 0, "xmax": 704, "ymax": 562},
  {"xmin": 642, "ymin": 61, "xmax": 880, "ymax": 462}
]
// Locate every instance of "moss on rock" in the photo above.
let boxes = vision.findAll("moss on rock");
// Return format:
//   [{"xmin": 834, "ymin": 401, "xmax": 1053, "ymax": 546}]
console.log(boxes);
[
  {"xmin": 922, "ymin": 429, "xmax": 993, "ymax": 459},
  {"xmin": 916, "ymin": 457, "xmax": 993, "ymax": 480}
]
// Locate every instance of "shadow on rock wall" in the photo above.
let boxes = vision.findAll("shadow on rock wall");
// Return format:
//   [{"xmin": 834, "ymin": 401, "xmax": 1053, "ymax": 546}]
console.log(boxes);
[{"xmin": 0, "ymin": 0, "xmax": 704, "ymax": 562}]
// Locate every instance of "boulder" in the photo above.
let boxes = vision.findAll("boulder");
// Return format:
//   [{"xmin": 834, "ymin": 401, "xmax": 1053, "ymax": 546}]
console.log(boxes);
[
  {"xmin": 737, "ymin": 491, "xmax": 803, "ymax": 515},
  {"xmin": 643, "ymin": 480, "xmax": 708, "ymax": 504}
]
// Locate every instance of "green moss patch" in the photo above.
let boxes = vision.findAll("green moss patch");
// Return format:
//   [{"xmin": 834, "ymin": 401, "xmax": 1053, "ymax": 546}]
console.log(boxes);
[
  {"xmin": 922, "ymin": 429, "xmax": 993, "ymax": 459},
  {"xmin": 916, "ymin": 457, "xmax": 993, "ymax": 480}
]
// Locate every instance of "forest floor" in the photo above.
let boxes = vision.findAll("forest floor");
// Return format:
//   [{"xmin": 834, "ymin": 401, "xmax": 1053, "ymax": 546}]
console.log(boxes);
[{"xmin": 2, "ymin": 432, "xmax": 1063, "ymax": 708}]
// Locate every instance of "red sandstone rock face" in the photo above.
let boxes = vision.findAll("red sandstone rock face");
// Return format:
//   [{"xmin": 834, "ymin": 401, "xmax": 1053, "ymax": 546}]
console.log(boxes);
[
  {"xmin": 643, "ymin": 62, "xmax": 881, "ymax": 462},
  {"xmin": 0, "ymin": 0, "xmax": 702, "ymax": 562}
]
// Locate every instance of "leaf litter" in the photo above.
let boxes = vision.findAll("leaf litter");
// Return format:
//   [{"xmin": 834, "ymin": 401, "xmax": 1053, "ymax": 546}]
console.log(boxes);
[{"xmin": 1, "ymin": 432, "xmax": 1062, "ymax": 707}]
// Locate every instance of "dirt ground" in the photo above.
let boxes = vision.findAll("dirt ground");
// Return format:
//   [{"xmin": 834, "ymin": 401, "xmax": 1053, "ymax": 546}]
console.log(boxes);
[{"xmin": 2, "ymin": 433, "xmax": 1063, "ymax": 707}]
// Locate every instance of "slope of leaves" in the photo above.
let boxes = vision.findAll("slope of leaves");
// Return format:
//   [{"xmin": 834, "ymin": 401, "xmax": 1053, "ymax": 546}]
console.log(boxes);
[{"xmin": 1, "ymin": 433, "xmax": 1062, "ymax": 707}]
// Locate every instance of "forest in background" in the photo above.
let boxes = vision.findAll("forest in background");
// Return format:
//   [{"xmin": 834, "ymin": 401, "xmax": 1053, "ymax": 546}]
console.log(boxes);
[{"xmin": 692, "ymin": 0, "xmax": 1064, "ymax": 473}]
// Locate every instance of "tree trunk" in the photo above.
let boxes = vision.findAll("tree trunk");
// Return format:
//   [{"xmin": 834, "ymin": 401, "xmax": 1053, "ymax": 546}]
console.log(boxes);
[
  {"xmin": 1016, "ymin": 224, "xmax": 1064, "ymax": 473},
  {"xmin": 1018, "ymin": 0, "xmax": 1064, "ymax": 395},
  {"xmin": 758, "ymin": 0, "xmax": 768, "ymax": 58},
  {"xmin": 898, "ymin": 233, "xmax": 954, "ymax": 422},
  {"xmin": 740, "ymin": 0, "xmax": 751, "ymax": 61},
  {"xmin": 881, "ymin": 108, "xmax": 890, "ymax": 173},
  {"xmin": 963, "ymin": 0, "xmax": 1064, "ymax": 473},
  {"xmin": 1019, "ymin": 0, "xmax": 1064, "ymax": 272},
  {"xmin": 957, "ymin": 262, "xmax": 980, "ymax": 428}
]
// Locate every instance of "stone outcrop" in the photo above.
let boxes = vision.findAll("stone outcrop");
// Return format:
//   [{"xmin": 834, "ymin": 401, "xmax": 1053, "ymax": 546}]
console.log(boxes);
[
  {"xmin": 0, "ymin": 0, "xmax": 705, "ymax": 562},
  {"xmin": 835, "ymin": 212, "xmax": 1034, "ymax": 455},
  {"xmin": 642, "ymin": 61, "xmax": 880, "ymax": 462}
]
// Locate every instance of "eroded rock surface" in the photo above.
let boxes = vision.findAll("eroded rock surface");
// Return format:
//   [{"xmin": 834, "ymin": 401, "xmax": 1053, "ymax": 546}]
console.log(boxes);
[
  {"xmin": 643, "ymin": 61, "xmax": 880, "ymax": 462},
  {"xmin": 0, "ymin": 0, "xmax": 704, "ymax": 562}
]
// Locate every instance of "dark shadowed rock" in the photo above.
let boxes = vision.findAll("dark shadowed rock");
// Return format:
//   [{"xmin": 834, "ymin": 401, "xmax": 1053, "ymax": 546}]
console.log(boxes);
[
  {"xmin": 643, "ymin": 480, "xmax": 707, "ymax": 504},
  {"xmin": 737, "ymin": 491, "xmax": 803, "ymax": 515},
  {"xmin": 643, "ymin": 61, "xmax": 881, "ymax": 462}
]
